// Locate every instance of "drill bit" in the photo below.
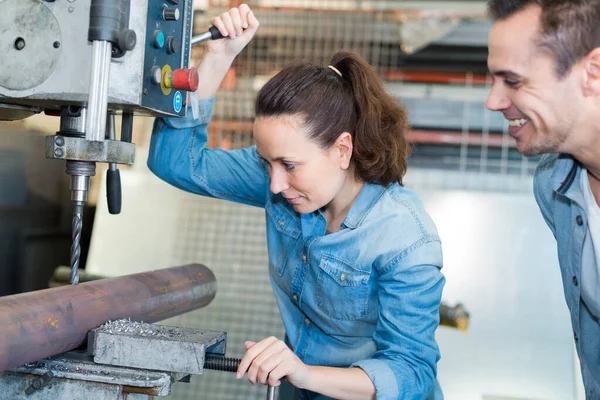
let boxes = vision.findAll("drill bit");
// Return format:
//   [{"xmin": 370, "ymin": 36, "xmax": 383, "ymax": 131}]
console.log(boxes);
[
  {"xmin": 70, "ymin": 202, "xmax": 84, "ymax": 285},
  {"xmin": 66, "ymin": 160, "xmax": 96, "ymax": 285}
]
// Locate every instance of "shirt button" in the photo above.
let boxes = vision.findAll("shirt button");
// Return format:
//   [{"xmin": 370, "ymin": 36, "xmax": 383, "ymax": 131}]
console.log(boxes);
[
  {"xmin": 340, "ymin": 273, "xmax": 347, "ymax": 282},
  {"xmin": 573, "ymin": 275, "xmax": 578, "ymax": 286},
  {"xmin": 279, "ymin": 220, "xmax": 285, "ymax": 227},
  {"xmin": 292, "ymin": 294, "xmax": 298, "ymax": 302},
  {"xmin": 302, "ymin": 255, "xmax": 307, "ymax": 262},
  {"xmin": 305, "ymin": 318, "xmax": 311, "ymax": 325},
  {"xmin": 576, "ymin": 215, "xmax": 584, "ymax": 226},
  {"xmin": 574, "ymin": 332, "xmax": 579, "ymax": 343}
]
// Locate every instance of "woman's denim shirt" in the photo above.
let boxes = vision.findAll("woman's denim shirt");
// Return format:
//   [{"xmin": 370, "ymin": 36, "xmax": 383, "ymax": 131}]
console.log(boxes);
[{"xmin": 147, "ymin": 97, "xmax": 445, "ymax": 399}]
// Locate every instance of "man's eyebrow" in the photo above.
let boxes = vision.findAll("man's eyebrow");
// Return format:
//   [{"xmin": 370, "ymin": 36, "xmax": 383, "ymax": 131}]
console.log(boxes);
[{"xmin": 489, "ymin": 69, "xmax": 522, "ymax": 79}]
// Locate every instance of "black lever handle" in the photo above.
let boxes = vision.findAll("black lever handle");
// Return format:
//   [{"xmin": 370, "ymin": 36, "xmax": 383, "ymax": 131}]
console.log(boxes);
[
  {"xmin": 209, "ymin": 25, "xmax": 224, "ymax": 40},
  {"xmin": 107, "ymin": 168, "xmax": 122, "ymax": 215}
]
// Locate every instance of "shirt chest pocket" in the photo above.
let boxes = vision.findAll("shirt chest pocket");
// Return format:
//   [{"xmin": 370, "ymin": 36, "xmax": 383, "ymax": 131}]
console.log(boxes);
[
  {"xmin": 266, "ymin": 201, "xmax": 301, "ymax": 277},
  {"xmin": 316, "ymin": 255, "xmax": 371, "ymax": 321}
]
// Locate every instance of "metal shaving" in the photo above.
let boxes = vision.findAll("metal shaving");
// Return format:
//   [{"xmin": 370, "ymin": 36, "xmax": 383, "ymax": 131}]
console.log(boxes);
[{"xmin": 100, "ymin": 319, "xmax": 183, "ymax": 339}]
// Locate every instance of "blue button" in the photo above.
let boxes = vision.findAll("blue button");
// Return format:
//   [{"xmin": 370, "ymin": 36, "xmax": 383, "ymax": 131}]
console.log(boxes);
[
  {"xmin": 173, "ymin": 91, "xmax": 182, "ymax": 113},
  {"xmin": 154, "ymin": 31, "xmax": 165, "ymax": 49}
]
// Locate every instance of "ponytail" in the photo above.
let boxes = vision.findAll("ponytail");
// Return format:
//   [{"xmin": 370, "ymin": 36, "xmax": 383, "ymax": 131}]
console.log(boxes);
[{"xmin": 330, "ymin": 51, "xmax": 411, "ymax": 186}]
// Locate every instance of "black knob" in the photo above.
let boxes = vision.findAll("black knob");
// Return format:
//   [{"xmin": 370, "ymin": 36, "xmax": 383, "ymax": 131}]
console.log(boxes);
[
  {"xmin": 118, "ymin": 29, "xmax": 137, "ymax": 51},
  {"xmin": 163, "ymin": 7, "xmax": 180, "ymax": 21},
  {"xmin": 166, "ymin": 36, "xmax": 179, "ymax": 54}
]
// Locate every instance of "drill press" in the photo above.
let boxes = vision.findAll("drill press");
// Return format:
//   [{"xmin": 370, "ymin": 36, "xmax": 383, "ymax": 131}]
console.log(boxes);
[{"xmin": 0, "ymin": 0, "xmax": 200, "ymax": 283}]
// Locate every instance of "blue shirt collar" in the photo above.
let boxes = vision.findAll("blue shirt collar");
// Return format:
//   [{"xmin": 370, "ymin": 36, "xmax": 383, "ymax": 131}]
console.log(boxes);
[
  {"xmin": 551, "ymin": 154, "xmax": 583, "ymax": 200},
  {"xmin": 341, "ymin": 182, "xmax": 387, "ymax": 229}
]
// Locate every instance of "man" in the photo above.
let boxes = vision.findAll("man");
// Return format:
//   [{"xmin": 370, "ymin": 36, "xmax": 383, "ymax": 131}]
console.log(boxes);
[{"xmin": 485, "ymin": 0, "xmax": 600, "ymax": 395}]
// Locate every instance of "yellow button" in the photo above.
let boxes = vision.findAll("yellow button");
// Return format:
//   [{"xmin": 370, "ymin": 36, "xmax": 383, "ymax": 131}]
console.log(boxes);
[
  {"xmin": 302, "ymin": 255, "xmax": 307, "ymax": 262},
  {"xmin": 340, "ymin": 273, "xmax": 347, "ymax": 282}
]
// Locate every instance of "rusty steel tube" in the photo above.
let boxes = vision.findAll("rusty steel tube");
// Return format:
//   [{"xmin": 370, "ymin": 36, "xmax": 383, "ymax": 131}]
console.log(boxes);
[{"xmin": 0, "ymin": 264, "xmax": 216, "ymax": 372}]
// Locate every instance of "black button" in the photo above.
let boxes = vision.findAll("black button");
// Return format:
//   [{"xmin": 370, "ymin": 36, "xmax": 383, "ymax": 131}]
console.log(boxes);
[
  {"xmin": 574, "ymin": 332, "xmax": 578, "ymax": 343},
  {"xmin": 166, "ymin": 36, "xmax": 179, "ymax": 54},
  {"xmin": 576, "ymin": 215, "xmax": 584, "ymax": 226},
  {"xmin": 573, "ymin": 275, "xmax": 578, "ymax": 286}
]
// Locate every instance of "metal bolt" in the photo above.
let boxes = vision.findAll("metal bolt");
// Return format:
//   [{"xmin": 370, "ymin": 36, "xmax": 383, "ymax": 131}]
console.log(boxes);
[
  {"xmin": 68, "ymin": 6, "xmax": 74, "ymax": 12},
  {"xmin": 24, "ymin": 371, "xmax": 54, "ymax": 395},
  {"xmin": 14, "ymin": 37, "xmax": 25, "ymax": 50},
  {"xmin": 55, "ymin": 136, "xmax": 65, "ymax": 146},
  {"xmin": 54, "ymin": 148, "xmax": 64, "ymax": 157}
]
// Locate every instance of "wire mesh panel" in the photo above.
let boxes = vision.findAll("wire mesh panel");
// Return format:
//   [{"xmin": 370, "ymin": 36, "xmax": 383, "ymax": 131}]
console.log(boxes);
[
  {"xmin": 190, "ymin": 1, "xmax": 538, "ymax": 192},
  {"xmin": 164, "ymin": 195, "xmax": 284, "ymax": 400}
]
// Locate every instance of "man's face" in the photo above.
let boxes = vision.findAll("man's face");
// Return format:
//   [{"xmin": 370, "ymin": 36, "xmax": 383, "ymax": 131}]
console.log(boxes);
[{"xmin": 486, "ymin": 4, "xmax": 583, "ymax": 157}]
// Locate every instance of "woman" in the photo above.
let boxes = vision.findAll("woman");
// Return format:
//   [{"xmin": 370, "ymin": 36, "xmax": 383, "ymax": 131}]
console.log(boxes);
[{"xmin": 148, "ymin": 5, "xmax": 445, "ymax": 399}]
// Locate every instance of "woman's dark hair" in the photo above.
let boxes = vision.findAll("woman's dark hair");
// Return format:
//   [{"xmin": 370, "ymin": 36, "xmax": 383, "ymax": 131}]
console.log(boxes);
[{"xmin": 255, "ymin": 51, "xmax": 411, "ymax": 186}]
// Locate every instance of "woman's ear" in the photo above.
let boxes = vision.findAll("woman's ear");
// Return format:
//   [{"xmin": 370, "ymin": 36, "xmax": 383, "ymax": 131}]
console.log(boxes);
[{"xmin": 335, "ymin": 132, "xmax": 353, "ymax": 170}]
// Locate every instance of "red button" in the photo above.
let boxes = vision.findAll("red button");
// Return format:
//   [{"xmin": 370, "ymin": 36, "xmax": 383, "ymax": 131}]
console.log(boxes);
[{"xmin": 168, "ymin": 68, "xmax": 199, "ymax": 92}]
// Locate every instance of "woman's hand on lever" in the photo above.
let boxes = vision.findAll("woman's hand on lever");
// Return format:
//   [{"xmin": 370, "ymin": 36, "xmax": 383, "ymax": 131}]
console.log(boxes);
[
  {"xmin": 236, "ymin": 337, "xmax": 376, "ymax": 400},
  {"xmin": 196, "ymin": 4, "xmax": 259, "ymax": 99},
  {"xmin": 208, "ymin": 4, "xmax": 259, "ymax": 58},
  {"xmin": 236, "ymin": 337, "xmax": 311, "ymax": 389}
]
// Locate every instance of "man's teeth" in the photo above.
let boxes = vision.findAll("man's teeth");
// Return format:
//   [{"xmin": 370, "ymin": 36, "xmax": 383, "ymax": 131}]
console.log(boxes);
[{"xmin": 508, "ymin": 118, "xmax": 529, "ymax": 127}]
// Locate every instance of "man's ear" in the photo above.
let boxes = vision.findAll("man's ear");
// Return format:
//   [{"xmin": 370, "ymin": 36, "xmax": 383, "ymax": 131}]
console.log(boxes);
[
  {"xmin": 582, "ymin": 48, "xmax": 600, "ymax": 96},
  {"xmin": 334, "ymin": 132, "xmax": 353, "ymax": 170}
]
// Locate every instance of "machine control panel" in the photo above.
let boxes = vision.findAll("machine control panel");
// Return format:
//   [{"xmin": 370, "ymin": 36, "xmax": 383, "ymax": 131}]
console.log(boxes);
[
  {"xmin": 0, "ymin": 0, "xmax": 195, "ymax": 119},
  {"xmin": 142, "ymin": 0, "xmax": 194, "ymax": 116}
]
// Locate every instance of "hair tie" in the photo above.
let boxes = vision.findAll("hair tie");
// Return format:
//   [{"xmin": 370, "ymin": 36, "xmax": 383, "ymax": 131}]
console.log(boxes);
[{"xmin": 328, "ymin": 65, "xmax": 342, "ymax": 78}]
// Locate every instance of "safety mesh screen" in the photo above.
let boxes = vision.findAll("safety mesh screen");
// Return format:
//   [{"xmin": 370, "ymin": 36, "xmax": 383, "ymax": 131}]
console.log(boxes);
[
  {"xmin": 165, "ymin": 195, "xmax": 283, "ymax": 400},
  {"xmin": 189, "ymin": 2, "xmax": 538, "ymax": 187}
]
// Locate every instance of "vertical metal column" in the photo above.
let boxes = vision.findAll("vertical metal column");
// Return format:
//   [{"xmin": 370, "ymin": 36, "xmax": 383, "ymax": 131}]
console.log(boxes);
[{"xmin": 85, "ymin": 40, "xmax": 112, "ymax": 142}]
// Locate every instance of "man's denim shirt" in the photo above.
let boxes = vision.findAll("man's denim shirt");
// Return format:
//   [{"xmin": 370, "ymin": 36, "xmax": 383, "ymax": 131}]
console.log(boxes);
[
  {"xmin": 147, "ymin": 97, "xmax": 445, "ymax": 399},
  {"xmin": 534, "ymin": 154, "xmax": 600, "ymax": 397}
]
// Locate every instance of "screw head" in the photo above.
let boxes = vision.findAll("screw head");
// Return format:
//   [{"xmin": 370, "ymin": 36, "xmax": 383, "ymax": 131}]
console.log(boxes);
[
  {"xmin": 14, "ymin": 37, "xmax": 25, "ymax": 50},
  {"xmin": 54, "ymin": 148, "xmax": 64, "ymax": 157},
  {"xmin": 55, "ymin": 136, "xmax": 65, "ymax": 146}
]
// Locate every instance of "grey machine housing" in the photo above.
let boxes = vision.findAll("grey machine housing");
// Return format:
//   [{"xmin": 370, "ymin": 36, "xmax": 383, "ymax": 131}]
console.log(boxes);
[{"xmin": 0, "ymin": 0, "xmax": 194, "ymax": 120}]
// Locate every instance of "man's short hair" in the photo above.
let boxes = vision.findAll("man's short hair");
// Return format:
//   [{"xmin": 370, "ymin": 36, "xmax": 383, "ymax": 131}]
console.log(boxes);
[{"xmin": 487, "ymin": 0, "xmax": 600, "ymax": 77}]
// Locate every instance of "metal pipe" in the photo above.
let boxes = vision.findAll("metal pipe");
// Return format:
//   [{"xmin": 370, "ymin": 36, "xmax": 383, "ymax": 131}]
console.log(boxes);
[
  {"xmin": 107, "ymin": 113, "xmax": 117, "ymax": 172},
  {"xmin": 266, "ymin": 385, "xmax": 275, "ymax": 400},
  {"xmin": 85, "ymin": 40, "xmax": 112, "ymax": 142},
  {"xmin": 0, "ymin": 264, "xmax": 217, "ymax": 372},
  {"xmin": 190, "ymin": 31, "xmax": 212, "ymax": 46}
]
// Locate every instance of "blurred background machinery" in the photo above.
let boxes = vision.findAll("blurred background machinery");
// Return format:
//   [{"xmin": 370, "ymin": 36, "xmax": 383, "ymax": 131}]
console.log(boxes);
[{"xmin": 0, "ymin": 1, "xmax": 581, "ymax": 400}]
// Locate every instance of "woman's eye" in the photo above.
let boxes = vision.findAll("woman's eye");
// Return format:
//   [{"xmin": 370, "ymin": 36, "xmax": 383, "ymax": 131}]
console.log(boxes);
[{"xmin": 283, "ymin": 162, "xmax": 296, "ymax": 171}]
